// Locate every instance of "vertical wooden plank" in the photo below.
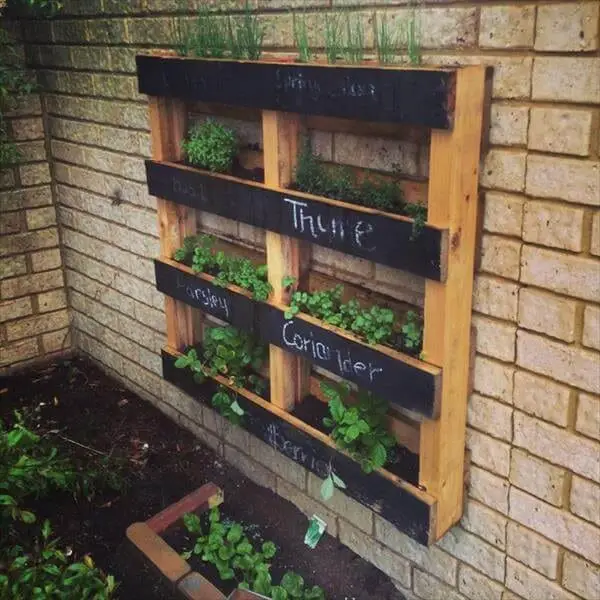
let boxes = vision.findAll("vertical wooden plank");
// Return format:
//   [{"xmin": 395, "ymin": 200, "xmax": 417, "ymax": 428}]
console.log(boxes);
[
  {"xmin": 262, "ymin": 110, "xmax": 310, "ymax": 410},
  {"xmin": 149, "ymin": 96, "xmax": 200, "ymax": 350},
  {"xmin": 419, "ymin": 67, "xmax": 486, "ymax": 540}
]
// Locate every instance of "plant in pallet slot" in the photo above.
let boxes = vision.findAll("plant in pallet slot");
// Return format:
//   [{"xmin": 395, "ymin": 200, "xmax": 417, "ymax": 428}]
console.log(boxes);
[
  {"xmin": 343, "ymin": 13, "xmax": 365, "ymax": 64},
  {"xmin": 293, "ymin": 11, "xmax": 312, "ymax": 63},
  {"xmin": 321, "ymin": 381, "xmax": 396, "ymax": 474},
  {"xmin": 183, "ymin": 508, "xmax": 325, "ymax": 599},
  {"xmin": 182, "ymin": 119, "xmax": 238, "ymax": 174}
]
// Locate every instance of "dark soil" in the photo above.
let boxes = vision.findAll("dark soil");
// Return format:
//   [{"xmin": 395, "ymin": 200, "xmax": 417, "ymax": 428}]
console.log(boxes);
[{"xmin": 0, "ymin": 356, "xmax": 407, "ymax": 600}]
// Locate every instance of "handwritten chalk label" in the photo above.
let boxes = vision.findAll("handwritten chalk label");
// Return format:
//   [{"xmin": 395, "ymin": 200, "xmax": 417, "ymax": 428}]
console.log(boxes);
[
  {"xmin": 282, "ymin": 320, "xmax": 383, "ymax": 383},
  {"xmin": 176, "ymin": 275, "xmax": 230, "ymax": 318},
  {"xmin": 283, "ymin": 197, "xmax": 375, "ymax": 252}
]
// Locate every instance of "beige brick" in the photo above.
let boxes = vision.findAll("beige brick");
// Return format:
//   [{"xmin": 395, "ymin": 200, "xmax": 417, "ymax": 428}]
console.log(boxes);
[
  {"xmin": 458, "ymin": 564, "xmax": 503, "ymax": 600},
  {"xmin": 42, "ymin": 328, "xmax": 71, "ymax": 354},
  {"xmin": 535, "ymin": 3, "xmax": 599, "ymax": 52},
  {"xmin": 480, "ymin": 235, "xmax": 521, "ymax": 280},
  {"xmin": 473, "ymin": 275, "xmax": 519, "ymax": 322},
  {"xmin": 0, "ymin": 337, "xmax": 39, "ymax": 367},
  {"xmin": 224, "ymin": 444, "xmax": 276, "ymax": 490},
  {"xmin": 514, "ymin": 371, "xmax": 570, "ymax": 427},
  {"xmin": 19, "ymin": 163, "xmax": 51, "ymax": 187},
  {"xmin": 467, "ymin": 428, "xmax": 510, "ymax": 477},
  {"xmin": 469, "ymin": 465, "xmax": 509, "ymax": 514},
  {"xmin": 473, "ymin": 315, "xmax": 516, "ymax": 362},
  {"xmin": 482, "ymin": 149, "xmax": 527, "ymax": 192},
  {"xmin": 15, "ymin": 140, "xmax": 47, "ymax": 163},
  {"xmin": 307, "ymin": 473, "xmax": 372, "ymax": 534},
  {"xmin": 31, "ymin": 248, "xmax": 62, "ymax": 272},
  {"xmin": 506, "ymin": 558, "xmax": 577, "ymax": 600},
  {"xmin": 514, "ymin": 411, "xmax": 600, "ymax": 483},
  {"xmin": 524, "ymin": 201, "xmax": 585, "ymax": 252},
  {"xmin": 461, "ymin": 500, "xmax": 506, "ymax": 550},
  {"xmin": 510, "ymin": 487, "xmax": 600, "ymax": 563},
  {"xmin": 526, "ymin": 155, "xmax": 599, "ymax": 206},
  {"xmin": 576, "ymin": 393, "xmax": 600, "ymax": 441},
  {"xmin": 583, "ymin": 305, "xmax": 600, "ymax": 351},
  {"xmin": 570, "ymin": 476, "xmax": 600, "ymax": 526},
  {"xmin": 374, "ymin": 515, "xmax": 457, "ymax": 585},
  {"xmin": 507, "ymin": 523, "xmax": 559, "ymax": 579},
  {"xmin": 1, "ymin": 269, "xmax": 64, "ymax": 300},
  {"xmin": 517, "ymin": 330, "xmax": 600, "ymax": 394},
  {"xmin": 528, "ymin": 107, "xmax": 593, "ymax": 157},
  {"xmin": 518, "ymin": 288, "xmax": 577, "ymax": 342},
  {"xmin": 11, "ymin": 117, "xmax": 44, "ymax": 141},
  {"xmin": 37, "ymin": 289, "xmax": 67, "ymax": 313},
  {"xmin": 0, "ymin": 256, "xmax": 27, "ymax": 279},
  {"xmin": 126, "ymin": 17, "xmax": 175, "ymax": 44},
  {"xmin": 562, "ymin": 553, "xmax": 600, "ymax": 599},
  {"xmin": 521, "ymin": 245, "xmax": 599, "ymax": 302},
  {"xmin": 52, "ymin": 19, "xmax": 87, "ymax": 43},
  {"xmin": 591, "ymin": 211, "xmax": 600, "ymax": 257},
  {"xmin": 248, "ymin": 436, "xmax": 306, "ymax": 491},
  {"xmin": 26, "ymin": 207, "xmax": 57, "ymax": 231},
  {"xmin": 339, "ymin": 520, "xmax": 411, "ymax": 587},
  {"xmin": 333, "ymin": 132, "xmax": 418, "ymax": 175},
  {"xmin": 479, "ymin": 6, "xmax": 535, "ymax": 49},
  {"xmin": 413, "ymin": 570, "xmax": 465, "ymax": 600},
  {"xmin": 483, "ymin": 192, "xmax": 523, "ymax": 237},
  {"xmin": 86, "ymin": 18, "xmax": 127, "ymax": 43},
  {"xmin": 0, "ymin": 297, "xmax": 33, "ymax": 323},
  {"xmin": 439, "ymin": 527, "xmax": 505, "ymax": 582},
  {"xmin": 468, "ymin": 394, "xmax": 512, "ymax": 442},
  {"xmin": 473, "ymin": 356, "xmax": 514, "ymax": 403},
  {"xmin": 276, "ymin": 478, "xmax": 338, "ymax": 537},
  {"xmin": 532, "ymin": 57, "xmax": 600, "ymax": 103},
  {"xmin": 0, "ymin": 211, "xmax": 21, "ymax": 235},
  {"xmin": 6, "ymin": 309, "xmax": 69, "ymax": 342},
  {"xmin": 489, "ymin": 104, "xmax": 529, "ymax": 146},
  {"xmin": 510, "ymin": 448, "xmax": 566, "ymax": 506},
  {"xmin": 0, "ymin": 186, "xmax": 52, "ymax": 212}
]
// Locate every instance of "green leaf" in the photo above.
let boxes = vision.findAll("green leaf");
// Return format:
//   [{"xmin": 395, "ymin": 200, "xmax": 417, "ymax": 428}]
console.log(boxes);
[
  {"xmin": 261, "ymin": 541, "xmax": 277, "ymax": 559},
  {"xmin": 227, "ymin": 523, "xmax": 243, "ymax": 544},
  {"xmin": 320, "ymin": 475, "xmax": 334, "ymax": 502},
  {"xmin": 371, "ymin": 443, "xmax": 387, "ymax": 469},
  {"xmin": 20, "ymin": 510, "xmax": 36, "ymax": 523}
]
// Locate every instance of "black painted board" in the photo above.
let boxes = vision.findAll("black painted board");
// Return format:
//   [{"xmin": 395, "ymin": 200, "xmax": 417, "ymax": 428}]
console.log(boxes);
[
  {"xmin": 146, "ymin": 161, "xmax": 446, "ymax": 281},
  {"xmin": 162, "ymin": 350, "xmax": 434, "ymax": 545},
  {"xmin": 154, "ymin": 260, "xmax": 256, "ymax": 332},
  {"xmin": 155, "ymin": 259, "xmax": 440, "ymax": 418},
  {"xmin": 256, "ymin": 303, "xmax": 439, "ymax": 419},
  {"xmin": 136, "ymin": 55, "xmax": 453, "ymax": 129}
]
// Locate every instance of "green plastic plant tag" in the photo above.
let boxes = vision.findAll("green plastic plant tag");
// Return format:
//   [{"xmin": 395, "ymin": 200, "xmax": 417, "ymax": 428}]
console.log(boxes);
[{"xmin": 304, "ymin": 515, "xmax": 327, "ymax": 549}]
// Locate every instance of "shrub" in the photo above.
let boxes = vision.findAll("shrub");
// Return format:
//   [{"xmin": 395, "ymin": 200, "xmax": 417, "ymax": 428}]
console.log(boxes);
[{"xmin": 182, "ymin": 119, "xmax": 238, "ymax": 173}]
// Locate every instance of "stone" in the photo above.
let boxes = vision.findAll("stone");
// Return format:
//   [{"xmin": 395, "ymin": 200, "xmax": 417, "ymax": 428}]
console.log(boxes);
[
  {"xmin": 473, "ymin": 356, "xmax": 514, "ymax": 404},
  {"xmin": 518, "ymin": 287, "xmax": 577, "ymax": 341},
  {"xmin": 506, "ymin": 558, "xmax": 577, "ymax": 600},
  {"xmin": 576, "ymin": 393, "xmax": 600, "ymax": 441},
  {"xmin": 506, "ymin": 522, "xmax": 559, "ymax": 579},
  {"xmin": 510, "ymin": 447, "xmax": 566, "ymax": 506},
  {"xmin": 0, "ymin": 338, "xmax": 39, "ymax": 368},
  {"xmin": 528, "ymin": 107, "xmax": 593, "ymax": 156},
  {"xmin": 458, "ymin": 564, "xmax": 503, "ymax": 600},
  {"xmin": 467, "ymin": 394, "xmax": 512, "ymax": 441},
  {"xmin": 489, "ymin": 104, "xmax": 529, "ymax": 146},
  {"xmin": 513, "ymin": 370, "xmax": 571, "ymax": 427},
  {"xmin": 562, "ymin": 553, "xmax": 600, "ymax": 599},
  {"xmin": 26, "ymin": 207, "xmax": 57, "ymax": 231},
  {"xmin": 468, "ymin": 465, "xmax": 509, "ymax": 514},
  {"xmin": 482, "ymin": 192, "xmax": 524, "ymax": 237},
  {"xmin": 0, "ymin": 256, "xmax": 27, "ymax": 279},
  {"xmin": 473, "ymin": 275, "xmax": 519, "ymax": 321},
  {"xmin": 535, "ymin": 3, "xmax": 599, "ymax": 52},
  {"xmin": 583, "ymin": 305, "xmax": 600, "ymax": 351},
  {"xmin": 466, "ymin": 428, "xmax": 511, "ymax": 477},
  {"xmin": 0, "ymin": 297, "xmax": 33, "ymax": 323},
  {"xmin": 31, "ymin": 249, "xmax": 62, "ymax": 272},
  {"xmin": 482, "ymin": 149, "xmax": 527, "ymax": 192},
  {"xmin": 532, "ymin": 57, "xmax": 600, "ymax": 104},
  {"xmin": 480, "ymin": 235, "xmax": 521, "ymax": 280},
  {"xmin": 479, "ymin": 6, "xmax": 535, "ymax": 49},
  {"xmin": 1, "ymin": 268, "xmax": 64, "ymax": 300},
  {"xmin": 570, "ymin": 476, "xmax": 600, "ymax": 526},
  {"xmin": 472, "ymin": 315, "xmax": 516, "ymax": 362},
  {"xmin": 461, "ymin": 500, "xmax": 506, "ymax": 550}
]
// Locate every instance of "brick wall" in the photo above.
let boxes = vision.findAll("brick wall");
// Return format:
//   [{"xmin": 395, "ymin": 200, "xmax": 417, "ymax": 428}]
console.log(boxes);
[
  {"xmin": 0, "ymin": 35, "xmax": 70, "ymax": 370},
  {"xmin": 15, "ymin": 1, "xmax": 600, "ymax": 598}
]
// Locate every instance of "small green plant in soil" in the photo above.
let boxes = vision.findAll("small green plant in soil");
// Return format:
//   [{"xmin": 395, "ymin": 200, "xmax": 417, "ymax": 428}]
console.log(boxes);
[
  {"xmin": 233, "ymin": 0, "xmax": 265, "ymax": 61},
  {"xmin": 183, "ymin": 507, "xmax": 325, "ymax": 599},
  {"xmin": 375, "ymin": 13, "xmax": 399, "ymax": 65},
  {"xmin": 294, "ymin": 141, "xmax": 427, "ymax": 239},
  {"xmin": 293, "ymin": 11, "xmax": 312, "ymax": 63},
  {"xmin": 211, "ymin": 386, "xmax": 246, "ymax": 426},
  {"xmin": 182, "ymin": 119, "xmax": 238, "ymax": 174},
  {"xmin": 176, "ymin": 6, "xmax": 228, "ymax": 58},
  {"xmin": 344, "ymin": 13, "xmax": 365, "ymax": 64},
  {"xmin": 321, "ymin": 381, "xmax": 396, "ymax": 474},
  {"xmin": 174, "ymin": 235, "xmax": 272, "ymax": 302},
  {"xmin": 401, "ymin": 310, "xmax": 423, "ymax": 352},
  {"xmin": 404, "ymin": 6, "xmax": 422, "ymax": 66},
  {"xmin": 324, "ymin": 13, "xmax": 344, "ymax": 64}
]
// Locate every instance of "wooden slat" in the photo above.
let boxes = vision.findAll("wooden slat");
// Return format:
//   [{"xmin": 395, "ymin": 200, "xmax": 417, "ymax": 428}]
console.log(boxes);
[
  {"xmin": 263, "ymin": 110, "xmax": 310, "ymax": 411},
  {"xmin": 149, "ymin": 96, "xmax": 200, "ymax": 350},
  {"xmin": 419, "ymin": 66, "xmax": 486, "ymax": 540}
]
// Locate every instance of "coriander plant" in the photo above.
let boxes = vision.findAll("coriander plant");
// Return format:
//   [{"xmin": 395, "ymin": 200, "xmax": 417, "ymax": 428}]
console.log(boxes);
[{"xmin": 182, "ymin": 119, "xmax": 238, "ymax": 174}]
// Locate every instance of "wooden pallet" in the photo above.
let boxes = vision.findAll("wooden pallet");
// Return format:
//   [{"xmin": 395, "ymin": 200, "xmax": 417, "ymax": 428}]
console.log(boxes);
[{"xmin": 138, "ymin": 55, "xmax": 486, "ymax": 545}]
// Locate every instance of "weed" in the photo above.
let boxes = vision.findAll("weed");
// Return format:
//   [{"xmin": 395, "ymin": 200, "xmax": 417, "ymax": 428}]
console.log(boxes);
[
  {"xmin": 182, "ymin": 119, "xmax": 238, "ymax": 174},
  {"xmin": 183, "ymin": 508, "xmax": 325, "ymax": 598},
  {"xmin": 321, "ymin": 381, "xmax": 395, "ymax": 474},
  {"xmin": 344, "ymin": 13, "xmax": 365, "ymax": 64},
  {"xmin": 324, "ymin": 13, "xmax": 344, "ymax": 64},
  {"xmin": 293, "ymin": 11, "xmax": 312, "ymax": 63}
]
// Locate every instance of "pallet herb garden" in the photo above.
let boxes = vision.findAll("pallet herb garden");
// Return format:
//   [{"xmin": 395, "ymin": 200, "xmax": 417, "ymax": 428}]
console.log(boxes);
[{"xmin": 138, "ymin": 43, "xmax": 485, "ymax": 551}]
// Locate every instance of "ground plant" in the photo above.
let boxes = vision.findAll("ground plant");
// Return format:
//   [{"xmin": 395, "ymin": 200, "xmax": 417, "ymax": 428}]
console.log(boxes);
[
  {"xmin": 321, "ymin": 381, "xmax": 396, "ymax": 474},
  {"xmin": 294, "ymin": 141, "xmax": 427, "ymax": 239},
  {"xmin": 183, "ymin": 507, "xmax": 325, "ymax": 599},
  {"xmin": 174, "ymin": 234, "xmax": 272, "ymax": 301},
  {"xmin": 182, "ymin": 119, "xmax": 238, "ymax": 174}
]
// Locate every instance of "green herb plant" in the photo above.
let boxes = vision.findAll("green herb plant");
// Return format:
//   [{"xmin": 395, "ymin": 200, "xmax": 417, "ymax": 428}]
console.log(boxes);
[
  {"xmin": 176, "ymin": 7, "xmax": 228, "ymax": 58},
  {"xmin": 400, "ymin": 310, "xmax": 423, "ymax": 353},
  {"xmin": 293, "ymin": 12, "xmax": 312, "ymax": 63},
  {"xmin": 211, "ymin": 386, "xmax": 246, "ymax": 426},
  {"xmin": 234, "ymin": 0, "xmax": 265, "ymax": 61},
  {"xmin": 344, "ymin": 13, "xmax": 365, "ymax": 64},
  {"xmin": 321, "ymin": 381, "xmax": 396, "ymax": 474},
  {"xmin": 375, "ymin": 13, "xmax": 399, "ymax": 65},
  {"xmin": 182, "ymin": 119, "xmax": 238, "ymax": 174},
  {"xmin": 405, "ymin": 6, "xmax": 421, "ymax": 66},
  {"xmin": 174, "ymin": 235, "xmax": 273, "ymax": 301},
  {"xmin": 324, "ymin": 13, "xmax": 343, "ymax": 64},
  {"xmin": 182, "ymin": 508, "xmax": 325, "ymax": 599}
]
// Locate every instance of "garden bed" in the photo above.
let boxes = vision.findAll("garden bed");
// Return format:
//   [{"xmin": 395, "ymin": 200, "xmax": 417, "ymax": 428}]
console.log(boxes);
[{"xmin": 0, "ymin": 356, "xmax": 409, "ymax": 599}]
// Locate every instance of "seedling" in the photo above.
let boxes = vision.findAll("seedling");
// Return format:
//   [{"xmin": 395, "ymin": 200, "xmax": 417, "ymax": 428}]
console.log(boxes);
[
  {"xmin": 233, "ymin": 0, "xmax": 265, "ymax": 60},
  {"xmin": 182, "ymin": 119, "xmax": 238, "ymax": 174},
  {"xmin": 177, "ymin": 7, "xmax": 228, "ymax": 58},
  {"xmin": 376, "ymin": 13, "xmax": 398, "ymax": 64},
  {"xmin": 293, "ymin": 11, "xmax": 312, "ymax": 63},
  {"xmin": 324, "ymin": 13, "xmax": 343, "ymax": 64},
  {"xmin": 344, "ymin": 13, "xmax": 365, "ymax": 64}
]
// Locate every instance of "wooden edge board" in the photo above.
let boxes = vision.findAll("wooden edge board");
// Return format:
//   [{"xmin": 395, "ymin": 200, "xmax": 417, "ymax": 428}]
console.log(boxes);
[
  {"xmin": 161, "ymin": 347, "xmax": 437, "ymax": 546},
  {"xmin": 136, "ymin": 55, "xmax": 455, "ymax": 129},
  {"xmin": 155, "ymin": 258, "xmax": 442, "ymax": 418},
  {"xmin": 146, "ymin": 160, "xmax": 448, "ymax": 281}
]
